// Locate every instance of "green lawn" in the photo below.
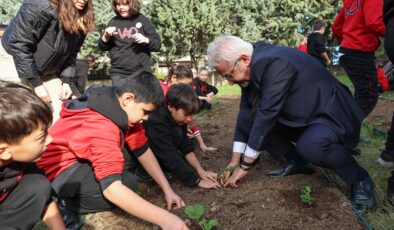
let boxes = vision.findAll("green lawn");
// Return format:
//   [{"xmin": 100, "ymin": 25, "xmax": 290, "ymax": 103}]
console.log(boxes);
[{"xmin": 216, "ymin": 84, "xmax": 241, "ymax": 96}]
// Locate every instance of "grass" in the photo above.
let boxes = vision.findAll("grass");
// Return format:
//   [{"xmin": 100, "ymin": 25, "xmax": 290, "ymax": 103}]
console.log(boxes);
[
  {"xmin": 216, "ymin": 84, "xmax": 241, "ymax": 96},
  {"xmin": 353, "ymin": 124, "xmax": 394, "ymax": 229}
]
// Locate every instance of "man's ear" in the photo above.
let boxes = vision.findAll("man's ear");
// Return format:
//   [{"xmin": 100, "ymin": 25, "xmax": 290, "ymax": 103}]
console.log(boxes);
[
  {"xmin": 120, "ymin": 92, "xmax": 135, "ymax": 106},
  {"xmin": 0, "ymin": 143, "xmax": 12, "ymax": 161},
  {"xmin": 240, "ymin": 54, "xmax": 251, "ymax": 66}
]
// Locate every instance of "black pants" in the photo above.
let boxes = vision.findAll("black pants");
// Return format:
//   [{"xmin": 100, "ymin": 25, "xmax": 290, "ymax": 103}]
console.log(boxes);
[
  {"xmin": 0, "ymin": 174, "xmax": 52, "ymax": 230},
  {"xmin": 265, "ymin": 123, "xmax": 369, "ymax": 186},
  {"xmin": 53, "ymin": 163, "xmax": 138, "ymax": 214},
  {"xmin": 339, "ymin": 48, "xmax": 378, "ymax": 118}
]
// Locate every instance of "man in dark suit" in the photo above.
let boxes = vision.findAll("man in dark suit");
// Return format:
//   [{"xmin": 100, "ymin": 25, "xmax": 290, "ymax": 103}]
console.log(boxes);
[{"xmin": 207, "ymin": 35, "xmax": 375, "ymax": 210}]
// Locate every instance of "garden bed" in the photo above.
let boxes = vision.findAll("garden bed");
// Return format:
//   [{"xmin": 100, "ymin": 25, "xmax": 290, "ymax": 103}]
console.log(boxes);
[{"xmin": 83, "ymin": 97, "xmax": 363, "ymax": 230}]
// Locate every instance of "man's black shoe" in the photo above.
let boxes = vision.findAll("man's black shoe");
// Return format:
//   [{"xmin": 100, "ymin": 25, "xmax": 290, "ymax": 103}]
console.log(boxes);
[
  {"xmin": 351, "ymin": 176, "xmax": 376, "ymax": 210},
  {"xmin": 266, "ymin": 161, "xmax": 315, "ymax": 177}
]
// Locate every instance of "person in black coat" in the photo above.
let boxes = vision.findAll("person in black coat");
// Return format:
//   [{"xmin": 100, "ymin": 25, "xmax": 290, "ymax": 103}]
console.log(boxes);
[
  {"xmin": 143, "ymin": 84, "xmax": 221, "ymax": 189},
  {"xmin": 1, "ymin": 0, "xmax": 96, "ymax": 122},
  {"xmin": 207, "ymin": 35, "xmax": 375, "ymax": 210}
]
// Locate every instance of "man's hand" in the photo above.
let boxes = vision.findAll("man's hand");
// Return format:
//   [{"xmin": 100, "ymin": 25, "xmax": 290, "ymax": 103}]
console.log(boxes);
[
  {"xmin": 197, "ymin": 178, "xmax": 222, "ymax": 189},
  {"xmin": 164, "ymin": 190, "xmax": 185, "ymax": 210},
  {"xmin": 224, "ymin": 167, "xmax": 248, "ymax": 188},
  {"xmin": 60, "ymin": 83, "xmax": 72, "ymax": 100},
  {"xmin": 34, "ymin": 84, "xmax": 51, "ymax": 103},
  {"xmin": 132, "ymin": 33, "xmax": 149, "ymax": 44}
]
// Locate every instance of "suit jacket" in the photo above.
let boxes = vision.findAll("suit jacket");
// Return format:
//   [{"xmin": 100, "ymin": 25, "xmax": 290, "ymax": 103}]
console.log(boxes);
[{"xmin": 234, "ymin": 42, "xmax": 363, "ymax": 156}]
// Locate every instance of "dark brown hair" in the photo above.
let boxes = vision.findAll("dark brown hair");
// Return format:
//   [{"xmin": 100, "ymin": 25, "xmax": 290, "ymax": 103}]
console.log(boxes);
[
  {"xmin": 165, "ymin": 84, "xmax": 199, "ymax": 115},
  {"xmin": 166, "ymin": 65, "xmax": 193, "ymax": 82},
  {"xmin": 312, "ymin": 20, "xmax": 326, "ymax": 31},
  {"xmin": 50, "ymin": 0, "xmax": 96, "ymax": 35},
  {"xmin": 112, "ymin": 0, "xmax": 141, "ymax": 16},
  {"xmin": 0, "ymin": 81, "xmax": 52, "ymax": 144}
]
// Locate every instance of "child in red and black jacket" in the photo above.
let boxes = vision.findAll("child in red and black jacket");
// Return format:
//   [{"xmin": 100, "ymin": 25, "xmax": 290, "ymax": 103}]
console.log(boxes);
[
  {"xmin": 194, "ymin": 67, "xmax": 219, "ymax": 111},
  {"xmin": 37, "ymin": 72, "xmax": 188, "ymax": 230},
  {"xmin": 0, "ymin": 81, "xmax": 65, "ymax": 230},
  {"xmin": 332, "ymin": 0, "xmax": 386, "ymax": 118},
  {"xmin": 144, "ymin": 84, "xmax": 221, "ymax": 189}
]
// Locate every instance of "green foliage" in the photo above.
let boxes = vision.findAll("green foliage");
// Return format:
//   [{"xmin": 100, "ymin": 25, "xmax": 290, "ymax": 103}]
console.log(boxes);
[
  {"xmin": 185, "ymin": 204, "xmax": 205, "ymax": 220},
  {"xmin": 198, "ymin": 219, "xmax": 218, "ymax": 230},
  {"xmin": 300, "ymin": 184, "xmax": 315, "ymax": 206},
  {"xmin": 0, "ymin": 0, "xmax": 22, "ymax": 24},
  {"xmin": 227, "ymin": 166, "xmax": 237, "ymax": 171},
  {"xmin": 185, "ymin": 204, "xmax": 218, "ymax": 230}
]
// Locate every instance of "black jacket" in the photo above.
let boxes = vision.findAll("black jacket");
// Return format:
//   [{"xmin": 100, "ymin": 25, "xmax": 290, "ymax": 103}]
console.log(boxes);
[
  {"xmin": 1, "ymin": 0, "xmax": 85, "ymax": 87},
  {"xmin": 194, "ymin": 78, "xmax": 218, "ymax": 97},
  {"xmin": 234, "ymin": 42, "xmax": 363, "ymax": 152},
  {"xmin": 307, "ymin": 32, "xmax": 327, "ymax": 67},
  {"xmin": 98, "ymin": 13, "xmax": 161, "ymax": 77},
  {"xmin": 384, "ymin": 0, "xmax": 394, "ymax": 24},
  {"xmin": 143, "ymin": 106, "xmax": 200, "ymax": 187}
]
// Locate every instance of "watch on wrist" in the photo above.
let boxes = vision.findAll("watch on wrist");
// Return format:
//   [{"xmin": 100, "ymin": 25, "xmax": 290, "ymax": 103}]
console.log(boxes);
[
  {"xmin": 239, "ymin": 163, "xmax": 250, "ymax": 171},
  {"xmin": 240, "ymin": 155, "xmax": 254, "ymax": 167}
]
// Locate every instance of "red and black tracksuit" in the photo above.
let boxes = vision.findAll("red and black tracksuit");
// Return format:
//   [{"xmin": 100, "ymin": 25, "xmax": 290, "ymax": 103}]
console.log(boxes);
[
  {"xmin": 332, "ymin": 0, "xmax": 386, "ymax": 118},
  {"xmin": 0, "ymin": 163, "xmax": 52, "ymax": 229},
  {"xmin": 38, "ymin": 85, "xmax": 147, "ymax": 214}
]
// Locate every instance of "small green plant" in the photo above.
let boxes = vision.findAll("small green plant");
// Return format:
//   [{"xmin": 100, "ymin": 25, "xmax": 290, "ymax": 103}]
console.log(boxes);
[
  {"xmin": 300, "ymin": 184, "xmax": 315, "ymax": 206},
  {"xmin": 218, "ymin": 165, "xmax": 237, "ymax": 185},
  {"xmin": 185, "ymin": 204, "xmax": 218, "ymax": 230}
]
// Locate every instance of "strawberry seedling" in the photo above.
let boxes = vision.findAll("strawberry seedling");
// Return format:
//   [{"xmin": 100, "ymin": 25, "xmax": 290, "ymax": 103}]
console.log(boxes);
[
  {"xmin": 185, "ymin": 204, "xmax": 218, "ymax": 230},
  {"xmin": 300, "ymin": 184, "xmax": 315, "ymax": 206}
]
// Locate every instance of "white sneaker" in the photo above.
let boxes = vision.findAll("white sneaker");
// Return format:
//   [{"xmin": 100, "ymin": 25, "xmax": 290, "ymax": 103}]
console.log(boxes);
[{"xmin": 377, "ymin": 157, "xmax": 394, "ymax": 167}]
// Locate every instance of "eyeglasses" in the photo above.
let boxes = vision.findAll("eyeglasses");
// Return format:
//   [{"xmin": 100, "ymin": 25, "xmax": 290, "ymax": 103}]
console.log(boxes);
[{"xmin": 222, "ymin": 59, "xmax": 239, "ymax": 80}]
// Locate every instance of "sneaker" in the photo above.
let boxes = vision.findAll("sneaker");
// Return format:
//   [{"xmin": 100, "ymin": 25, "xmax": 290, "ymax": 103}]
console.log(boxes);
[
  {"xmin": 58, "ymin": 199, "xmax": 85, "ymax": 230},
  {"xmin": 351, "ymin": 176, "xmax": 376, "ymax": 210},
  {"xmin": 377, "ymin": 151, "xmax": 394, "ymax": 167}
]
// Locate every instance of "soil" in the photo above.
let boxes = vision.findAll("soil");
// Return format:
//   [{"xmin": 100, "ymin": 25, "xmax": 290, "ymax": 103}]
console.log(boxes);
[
  {"xmin": 365, "ymin": 97, "xmax": 394, "ymax": 132},
  {"xmin": 83, "ymin": 97, "xmax": 363, "ymax": 230}
]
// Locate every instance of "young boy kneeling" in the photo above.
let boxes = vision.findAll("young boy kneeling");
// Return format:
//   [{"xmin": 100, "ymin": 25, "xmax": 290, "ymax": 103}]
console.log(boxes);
[
  {"xmin": 0, "ymin": 81, "xmax": 65, "ymax": 229},
  {"xmin": 144, "ymin": 84, "xmax": 221, "ymax": 189},
  {"xmin": 37, "ymin": 73, "xmax": 188, "ymax": 230}
]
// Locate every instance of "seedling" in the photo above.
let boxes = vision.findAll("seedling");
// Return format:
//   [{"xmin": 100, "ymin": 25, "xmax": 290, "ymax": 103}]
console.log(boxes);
[
  {"xmin": 185, "ymin": 204, "xmax": 218, "ymax": 230},
  {"xmin": 218, "ymin": 166, "xmax": 237, "ymax": 185},
  {"xmin": 300, "ymin": 184, "xmax": 315, "ymax": 206}
]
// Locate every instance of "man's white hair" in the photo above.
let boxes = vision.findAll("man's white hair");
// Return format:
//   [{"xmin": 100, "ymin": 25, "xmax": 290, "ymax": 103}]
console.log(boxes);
[{"xmin": 207, "ymin": 35, "xmax": 253, "ymax": 68}]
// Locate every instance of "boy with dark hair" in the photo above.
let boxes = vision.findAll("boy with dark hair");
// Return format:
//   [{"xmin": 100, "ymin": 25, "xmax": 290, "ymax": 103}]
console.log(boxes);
[
  {"xmin": 0, "ymin": 81, "xmax": 65, "ymax": 229},
  {"xmin": 143, "ymin": 84, "xmax": 221, "ymax": 189},
  {"xmin": 194, "ymin": 67, "xmax": 218, "ymax": 111},
  {"xmin": 37, "ymin": 72, "xmax": 188, "ymax": 230},
  {"xmin": 332, "ymin": 0, "xmax": 385, "ymax": 118},
  {"xmin": 307, "ymin": 20, "xmax": 331, "ymax": 67}
]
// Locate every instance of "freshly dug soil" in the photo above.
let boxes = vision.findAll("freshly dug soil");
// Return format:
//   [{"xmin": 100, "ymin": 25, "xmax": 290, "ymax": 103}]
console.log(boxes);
[{"xmin": 84, "ymin": 97, "xmax": 363, "ymax": 230}]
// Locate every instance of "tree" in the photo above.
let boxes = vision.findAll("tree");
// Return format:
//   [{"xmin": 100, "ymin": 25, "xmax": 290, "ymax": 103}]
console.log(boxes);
[
  {"xmin": 147, "ymin": 0, "xmax": 223, "ymax": 69},
  {"xmin": 0, "ymin": 0, "xmax": 22, "ymax": 24}
]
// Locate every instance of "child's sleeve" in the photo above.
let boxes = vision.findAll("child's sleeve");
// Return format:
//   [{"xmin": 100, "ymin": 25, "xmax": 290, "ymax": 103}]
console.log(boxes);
[
  {"xmin": 98, "ymin": 19, "xmax": 115, "ymax": 51},
  {"xmin": 125, "ymin": 123, "xmax": 149, "ymax": 158},
  {"xmin": 142, "ymin": 16, "xmax": 161, "ymax": 52},
  {"xmin": 207, "ymin": 83, "xmax": 218, "ymax": 95},
  {"xmin": 145, "ymin": 118, "xmax": 200, "ymax": 187}
]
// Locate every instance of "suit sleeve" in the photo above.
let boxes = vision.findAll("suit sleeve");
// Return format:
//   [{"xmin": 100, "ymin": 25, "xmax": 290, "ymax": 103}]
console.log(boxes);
[
  {"xmin": 245, "ymin": 58, "xmax": 297, "ymax": 158},
  {"xmin": 232, "ymin": 87, "xmax": 253, "ymax": 153},
  {"xmin": 3, "ymin": 3, "xmax": 53, "ymax": 86},
  {"xmin": 332, "ymin": 7, "xmax": 345, "ymax": 43},
  {"xmin": 364, "ymin": 0, "xmax": 386, "ymax": 37},
  {"xmin": 145, "ymin": 117, "xmax": 200, "ymax": 187}
]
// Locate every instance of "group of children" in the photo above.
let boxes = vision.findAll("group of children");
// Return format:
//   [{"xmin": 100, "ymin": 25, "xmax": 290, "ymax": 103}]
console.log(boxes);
[{"xmin": 0, "ymin": 65, "xmax": 219, "ymax": 229}]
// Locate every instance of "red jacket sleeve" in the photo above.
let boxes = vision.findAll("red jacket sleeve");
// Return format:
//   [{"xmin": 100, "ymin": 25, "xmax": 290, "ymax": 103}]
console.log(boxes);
[
  {"xmin": 125, "ymin": 122, "xmax": 148, "ymax": 151},
  {"xmin": 332, "ymin": 7, "xmax": 345, "ymax": 43},
  {"xmin": 364, "ymin": 0, "xmax": 386, "ymax": 37},
  {"xmin": 69, "ymin": 117, "xmax": 124, "ymax": 181}
]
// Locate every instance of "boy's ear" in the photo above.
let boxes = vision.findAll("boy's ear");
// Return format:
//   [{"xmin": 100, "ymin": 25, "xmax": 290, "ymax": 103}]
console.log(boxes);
[
  {"xmin": 0, "ymin": 143, "xmax": 12, "ymax": 161},
  {"xmin": 119, "ymin": 92, "xmax": 135, "ymax": 106}
]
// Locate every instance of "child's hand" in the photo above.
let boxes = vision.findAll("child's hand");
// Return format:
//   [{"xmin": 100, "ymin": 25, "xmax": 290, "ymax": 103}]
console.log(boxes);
[
  {"xmin": 198, "ymin": 170, "xmax": 217, "ymax": 182},
  {"xmin": 164, "ymin": 190, "xmax": 186, "ymax": 210},
  {"xmin": 200, "ymin": 145, "xmax": 217, "ymax": 153},
  {"xmin": 102, "ymin": 26, "xmax": 118, "ymax": 42},
  {"xmin": 187, "ymin": 127, "xmax": 194, "ymax": 139},
  {"xmin": 132, "ymin": 33, "xmax": 149, "ymax": 44},
  {"xmin": 161, "ymin": 213, "xmax": 190, "ymax": 230},
  {"xmin": 197, "ymin": 178, "xmax": 222, "ymax": 189}
]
